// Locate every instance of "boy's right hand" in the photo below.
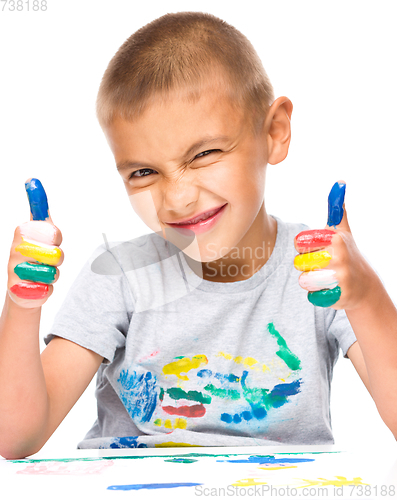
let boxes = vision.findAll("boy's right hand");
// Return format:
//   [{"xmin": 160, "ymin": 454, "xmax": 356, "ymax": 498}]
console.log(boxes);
[{"xmin": 7, "ymin": 178, "xmax": 64, "ymax": 309}]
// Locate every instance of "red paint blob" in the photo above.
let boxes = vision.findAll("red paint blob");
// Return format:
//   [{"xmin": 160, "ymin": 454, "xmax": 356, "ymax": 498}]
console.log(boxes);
[
  {"xmin": 162, "ymin": 404, "xmax": 206, "ymax": 418},
  {"xmin": 10, "ymin": 282, "xmax": 48, "ymax": 299},
  {"xmin": 295, "ymin": 229, "xmax": 335, "ymax": 252}
]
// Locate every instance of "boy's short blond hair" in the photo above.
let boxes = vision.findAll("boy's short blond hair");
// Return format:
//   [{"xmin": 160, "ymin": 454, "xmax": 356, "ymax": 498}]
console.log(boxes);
[{"xmin": 96, "ymin": 11, "xmax": 275, "ymax": 134}]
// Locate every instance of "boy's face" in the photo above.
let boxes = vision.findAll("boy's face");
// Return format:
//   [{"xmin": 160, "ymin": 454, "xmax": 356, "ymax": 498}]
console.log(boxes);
[{"xmin": 103, "ymin": 85, "xmax": 271, "ymax": 266}]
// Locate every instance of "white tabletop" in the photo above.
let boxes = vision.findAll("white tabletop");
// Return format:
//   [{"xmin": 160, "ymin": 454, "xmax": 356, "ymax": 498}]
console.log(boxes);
[{"xmin": 1, "ymin": 443, "xmax": 396, "ymax": 499}]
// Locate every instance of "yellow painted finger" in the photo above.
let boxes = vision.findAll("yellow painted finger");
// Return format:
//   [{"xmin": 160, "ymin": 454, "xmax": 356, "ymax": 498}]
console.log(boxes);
[
  {"xmin": 15, "ymin": 239, "xmax": 61, "ymax": 266},
  {"xmin": 294, "ymin": 250, "xmax": 332, "ymax": 272}
]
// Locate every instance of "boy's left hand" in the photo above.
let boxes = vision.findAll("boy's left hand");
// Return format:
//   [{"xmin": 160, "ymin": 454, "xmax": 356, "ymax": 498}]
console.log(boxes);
[{"xmin": 293, "ymin": 182, "xmax": 376, "ymax": 310}]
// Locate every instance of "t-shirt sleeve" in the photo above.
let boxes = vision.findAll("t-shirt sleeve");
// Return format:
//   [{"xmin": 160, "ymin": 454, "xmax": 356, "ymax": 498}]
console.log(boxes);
[
  {"xmin": 327, "ymin": 308, "xmax": 357, "ymax": 359},
  {"xmin": 44, "ymin": 243, "xmax": 134, "ymax": 364}
]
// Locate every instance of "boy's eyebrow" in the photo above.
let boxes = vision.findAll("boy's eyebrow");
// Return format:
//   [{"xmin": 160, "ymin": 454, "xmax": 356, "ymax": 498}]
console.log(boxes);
[{"xmin": 116, "ymin": 135, "xmax": 230, "ymax": 171}]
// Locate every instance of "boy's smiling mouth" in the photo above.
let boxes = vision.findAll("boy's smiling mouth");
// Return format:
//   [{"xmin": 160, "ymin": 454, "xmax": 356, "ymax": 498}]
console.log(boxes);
[
  {"xmin": 165, "ymin": 203, "xmax": 227, "ymax": 226},
  {"xmin": 164, "ymin": 203, "xmax": 228, "ymax": 235}
]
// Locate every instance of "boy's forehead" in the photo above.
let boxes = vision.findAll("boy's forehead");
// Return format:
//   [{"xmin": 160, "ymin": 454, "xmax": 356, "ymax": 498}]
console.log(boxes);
[{"xmin": 104, "ymin": 87, "xmax": 250, "ymax": 162}]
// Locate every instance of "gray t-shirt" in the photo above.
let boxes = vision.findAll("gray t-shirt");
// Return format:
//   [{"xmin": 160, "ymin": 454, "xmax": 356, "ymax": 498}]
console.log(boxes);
[{"xmin": 44, "ymin": 216, "xmax": 357, "ymax": 449}]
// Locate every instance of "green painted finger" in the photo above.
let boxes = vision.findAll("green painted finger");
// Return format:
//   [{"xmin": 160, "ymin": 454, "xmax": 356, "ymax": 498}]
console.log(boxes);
[
  {"xmin": 14, "ymin": 262, "xmax": 57, "ymax": 284},
  {"xmin": 308, "ymin": 286, "xmax": 341, "ymax": 308}
]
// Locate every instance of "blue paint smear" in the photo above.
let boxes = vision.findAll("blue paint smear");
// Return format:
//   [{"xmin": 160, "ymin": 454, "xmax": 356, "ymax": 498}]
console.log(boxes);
[
  {"xmin": 197, "ymin": 369, "xmax": 239, "ymax": 385},
  {"xmin": 233, "ymin": 413, "xmax": 242, "ymax": 424},
  {"xmin": 241, "ymin": 411, "xmax": 252, "ymax": 421},
  {"xmin": 221, "ymin": 413, "xmax": 233, "ymax": 423},
  {"xmin": 240, "ymin": 370, "xmax": 249, "ymax": 389},
  {"xmin": 107, "ymin": 482, "xmax": 202, "ymax": 491},
  {"xmin": 252, "ymin": 407, "xmax": 267, "ymax": 419},
  {"xmin": 25, "ymin": 178, "xmax": 49, "ymax": 221},
  {"xmin": 214, "ymin": 372, "xmax": 240, "ymax": 384},
  {"xmin": 217, "ymin": 455, "xmax": 315, "ymax": 465},
  {"xmin": 327, "ymin": 181, "xmax": 346, "ymax": 227},
  {"xmin": 241, "ymin": 370, "xmax": 301, "ymax": 413},
  {"xmin": 268, "ymin": 379, "xmax": 302, "ymax": 408},
  {"xmin": 109, "ymin": 436, "xmax": 148, "ymax": 449},
  {"xmin": 117, "ymin": 370, "xmax": 157, "ymax": 422}
]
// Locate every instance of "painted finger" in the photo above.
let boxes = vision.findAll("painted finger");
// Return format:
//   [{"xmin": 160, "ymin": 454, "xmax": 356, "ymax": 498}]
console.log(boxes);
[
  {"xmin": 294, "ymin": 250, "xmax": 332, "ymax": 272},
  {"xmin": 19, "ymin": 220, "xmax": 62, "ymax": 247},
  {"xmin": 327, "ymin": 181, "xmax": 346, "ymax": 227},
  {"xmin": 13, "ymin": 262, "xmax": 58, "ymax": 285},
  {"xmin": 295, "ymin": 229, "xmax": 336, "ymax": 254},
  {"xmin": 25, "ymin": 178, "xmax": 52, "ymax": 222},
  {"xmin": 298, "ymin": 269, "xmax": 338, "ymax": 292},
  {"xmin": 307, "ymin": 287, "xmax": 342, "ymax": 308},
  {"xmin": 14, "ymin": 239, "xmax": 63, "ymax": 266},
  {"xmin": 16, "ymin": 178, "xmax": 62, "ymax": 266},
  {"xmin": 9, "ymin": 282, "xmax": 50, "ymax": 300}
]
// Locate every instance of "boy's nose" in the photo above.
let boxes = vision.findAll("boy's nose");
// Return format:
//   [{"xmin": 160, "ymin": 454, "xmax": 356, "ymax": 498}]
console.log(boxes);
[{"xmin": 160, "ymin": 177, "xmax": 200, "ymax": 216}]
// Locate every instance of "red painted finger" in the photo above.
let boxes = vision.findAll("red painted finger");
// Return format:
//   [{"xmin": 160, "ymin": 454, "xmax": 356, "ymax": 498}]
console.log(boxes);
[
  {"xmin": 10, "ymin": 282, "xmax": 49, "ymax": 300},
  {"xmin": 295, "ymin": 229, "xmax": 336, "ymax": 253}
]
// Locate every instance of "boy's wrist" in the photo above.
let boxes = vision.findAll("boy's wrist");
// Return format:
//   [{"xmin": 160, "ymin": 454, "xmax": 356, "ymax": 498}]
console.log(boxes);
[
  {"xmin": 3, "ymin": 291, "xmax": 42, "ymax": 321},
  {"xmin": 345, "ymin": 269, "xmax": 387, "ymax": 314}
]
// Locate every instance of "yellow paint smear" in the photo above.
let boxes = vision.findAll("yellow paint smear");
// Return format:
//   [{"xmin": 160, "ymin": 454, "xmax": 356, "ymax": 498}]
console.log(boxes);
[
  {"xmin": 155, "ymin": 442, "xmax": 202, "ymax": 448},
  {"xmin": 297, "ymin": 476, "xmax": 369, "ymax": 488},
  {"xmin": 217, "ymin": 351, "xmax": 270, "ymax": 373},
  {"xmin": 294, "ymin": 250, "xmax": 332, "ymax": 272},
  {"xmin": 232, "ymin": 478, "xmax": 268, "ymax": 487},
  {"xmin": 15, "ymin": 239, "xmax": 61, "ymax": 266},
  {"xmin": 174, "ymin": 418, "xmax": 187, "ymax": 429},
  {"xmin": 153, "ymin": 418, "xmax": 187, "ymax": 429},
  {"xmin": 162, "ymin": 355, "xmax": 208, "ymax": 381}
]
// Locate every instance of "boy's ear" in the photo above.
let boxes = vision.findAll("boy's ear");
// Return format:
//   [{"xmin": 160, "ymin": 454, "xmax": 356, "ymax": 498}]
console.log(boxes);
[{"xmin": 265, "ymin": 96, "xmax": 293, "ymax": 165}]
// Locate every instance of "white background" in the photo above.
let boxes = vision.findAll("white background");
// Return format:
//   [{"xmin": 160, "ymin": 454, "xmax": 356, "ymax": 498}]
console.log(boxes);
[{"xmin": 0, "ymin": 1, "xmax": 396, "ymax": 455}]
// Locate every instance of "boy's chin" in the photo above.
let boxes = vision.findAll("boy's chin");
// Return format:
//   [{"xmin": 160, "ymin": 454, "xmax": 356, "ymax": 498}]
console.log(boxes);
[{"xmin": 158, "ymin": 227, "xmax": 227, "ymax": 264}]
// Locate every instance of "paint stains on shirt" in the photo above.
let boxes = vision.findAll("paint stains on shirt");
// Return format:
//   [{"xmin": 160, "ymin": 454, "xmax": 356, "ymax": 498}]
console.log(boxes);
[
  {"xmin": 162, "ymin": 355, "xmax": 208, "ymax": 380},
  {"xmin": 117, "ymin": 370, "xmax": 158, "ymax": 423},
  {"xmin": 267, "ymin": 323, "xmax": 302, "ymax": 371}
]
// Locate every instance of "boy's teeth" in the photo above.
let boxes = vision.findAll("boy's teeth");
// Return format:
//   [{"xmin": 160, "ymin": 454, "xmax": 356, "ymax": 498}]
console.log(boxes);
[{"xmin": 181, "ymin": 208, "xmax": 218, "ymax": 225}]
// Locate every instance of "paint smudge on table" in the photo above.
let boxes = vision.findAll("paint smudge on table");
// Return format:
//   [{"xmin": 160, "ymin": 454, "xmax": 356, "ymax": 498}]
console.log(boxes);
[
  {"xmin": 107, "ymin": 482, "xmax": 202, "ymax": 490},
  {"xmin": 17, "ymin": 460, "xmax": 114, "ymax": 475},
  {"xmin": 296, "ymin": 476, "xmax": 369, "ymax": 488},
  {"xmin": 164, "ymin": 458, "xmax": 198, "ymax": 463},
  {"xmin": 217, "ymin": 455, "xmax": 315, "ymax": 465}
]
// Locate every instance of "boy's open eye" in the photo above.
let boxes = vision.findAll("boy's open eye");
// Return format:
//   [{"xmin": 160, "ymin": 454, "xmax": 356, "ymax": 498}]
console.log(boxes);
[{"xmin": 129, "ymin": 168, "xmax": 155, "ymax": 179}]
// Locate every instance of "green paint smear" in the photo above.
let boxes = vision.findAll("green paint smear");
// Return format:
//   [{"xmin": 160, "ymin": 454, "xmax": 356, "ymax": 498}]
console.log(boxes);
[
  {"xmin": 10, "ymin": 451, "xmax": 341, "ymax": 464},
  {"xmin": 14, "ymin": 262, "xmax": 57, "ymax": 284},
  {"xmin": 204, "ymin": 384, "xmax": 240, "ymax": 400},
  {"xmin": 267, "ymin": 322, "xmax": 301, "ymax": 371},
  {"xmin": 167, "ymin": 387, "xmax": 211, "ymax": 404},
  {"xmin": 241, "ymin": 384, "xmax": 292, "ymax": 412},
  {"xmin": 164, "ymin": 458, "xmax": 198, "ymax": 463},
  {"xmin": 308, "ymin": 287, "xmax": 341, "ymax": 308}
]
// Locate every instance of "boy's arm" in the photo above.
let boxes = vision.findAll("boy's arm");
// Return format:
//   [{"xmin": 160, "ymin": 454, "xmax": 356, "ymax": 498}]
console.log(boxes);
[
  {"xmin": 295, "ymin": 182, "xmax": 397, "ymax": 440},
  {"xmin": 344, "ymin": 279, "xmax": 397, "ymax": 439},
  {"xmin": 41, "ymin": 336, "xmax": 104, "ymax": 450},
  {"xmin": 0, "ymin": 178, "xmax": 103, "ymax": 459},
  {"xmin": 0, "ymin": 295, "xmax": 103, "ymax": 459},
  {"xmin": 346, "ymin": 341, "xmax": 371, "ymax": 396}
]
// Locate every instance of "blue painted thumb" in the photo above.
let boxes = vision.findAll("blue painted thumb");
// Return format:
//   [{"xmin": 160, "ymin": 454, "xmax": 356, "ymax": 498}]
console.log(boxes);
[
  {"xmin": 25, "ymin": 178, "xmax": 50, "ymax": 221},
  {"xmin": 327, "ymin": 181, "xmax": 346, "ymax": 227}
]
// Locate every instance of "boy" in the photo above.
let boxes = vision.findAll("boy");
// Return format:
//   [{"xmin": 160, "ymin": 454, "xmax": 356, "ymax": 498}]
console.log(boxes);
[{"xmin": 1, "ymin": 12, "xmax": 396, "ymax": 459}]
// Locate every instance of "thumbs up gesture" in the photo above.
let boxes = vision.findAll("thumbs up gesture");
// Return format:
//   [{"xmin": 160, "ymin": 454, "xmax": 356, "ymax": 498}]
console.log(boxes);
[
  {"xmin": 7, "ymin": 178, "xmax": 64, "ymax": 308},
  {"xmin": 294, "ymin": 181, "xmax": 372, "ymax": 310}
]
